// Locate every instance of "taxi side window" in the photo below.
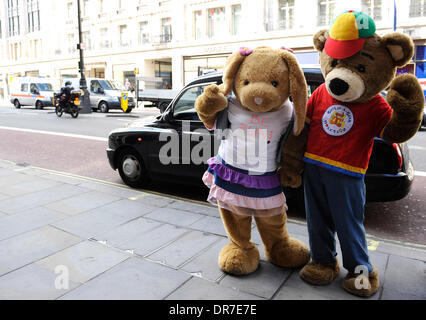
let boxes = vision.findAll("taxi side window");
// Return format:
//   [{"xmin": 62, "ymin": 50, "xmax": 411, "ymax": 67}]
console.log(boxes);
[{"xmin": 173, "ymin": 84, "xmax": 212, "ymax": 121}]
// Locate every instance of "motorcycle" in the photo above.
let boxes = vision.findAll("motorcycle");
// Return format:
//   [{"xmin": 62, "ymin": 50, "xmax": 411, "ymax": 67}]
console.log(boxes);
[{"xmin": 54, "ymin": 90, "xmax": 82, "ymax": 118}]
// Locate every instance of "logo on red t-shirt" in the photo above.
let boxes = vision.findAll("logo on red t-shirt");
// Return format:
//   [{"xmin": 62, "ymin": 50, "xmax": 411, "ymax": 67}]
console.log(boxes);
[{"xmin": 322, "ymin": 105, "xmax": 354, "ymax": 136}]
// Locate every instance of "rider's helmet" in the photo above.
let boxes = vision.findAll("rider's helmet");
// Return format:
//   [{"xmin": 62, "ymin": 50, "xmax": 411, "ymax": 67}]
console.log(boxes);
[{"xmin": 65, "ymin": 81, "xmax": 72, "ymax": 86}]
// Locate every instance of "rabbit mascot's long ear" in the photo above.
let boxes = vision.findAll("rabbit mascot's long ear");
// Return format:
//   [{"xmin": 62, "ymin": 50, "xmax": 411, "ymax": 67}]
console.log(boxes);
[
  {"xmin": 219, "ymin": 47, "xmax": 251, "ymax": 96},
  {"xmin": 278, "ymin": 49, "xmax": 308, "ymax": 136}
]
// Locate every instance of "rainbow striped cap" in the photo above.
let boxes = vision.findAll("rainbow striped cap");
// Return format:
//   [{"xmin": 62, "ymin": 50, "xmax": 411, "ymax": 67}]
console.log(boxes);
[{"xmin": 324, "ymin": 10, "xmax": 376, "ymax": 59}]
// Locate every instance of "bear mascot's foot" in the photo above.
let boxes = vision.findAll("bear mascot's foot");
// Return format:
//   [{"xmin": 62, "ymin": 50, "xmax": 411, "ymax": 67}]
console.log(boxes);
[
  {"xmin": 342, "ymin": 266, "xmax": 380, "ymax": 297},
  {"xmin": 218, "ymin": 241, "xmax": 260, "ymax": 275},
  {"xmin": 267, "ymin": 238, "xmax": 310, "ymax": 268},
  {"xmin": 299, "ymin": 259, "xmax": 340, "ymax": 285}
]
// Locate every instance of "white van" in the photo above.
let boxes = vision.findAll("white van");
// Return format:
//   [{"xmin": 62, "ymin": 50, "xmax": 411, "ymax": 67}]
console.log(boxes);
[
  {"xmin": 10, "ymin": 77, "xmax": 57, "ymax": 109},
  {"xmin": 62, "ymin": 78, "xmax": 136, "ymax": 113}
]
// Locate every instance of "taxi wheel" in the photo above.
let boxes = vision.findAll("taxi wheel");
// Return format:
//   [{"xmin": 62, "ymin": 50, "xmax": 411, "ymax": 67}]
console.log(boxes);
[
  {"xmin": 35, "ymin": 101, "xmax": 44, "ymax": 110},
  {"xmin": 117, "ymin": 148, "xmax": 149, "ymax": 188}
]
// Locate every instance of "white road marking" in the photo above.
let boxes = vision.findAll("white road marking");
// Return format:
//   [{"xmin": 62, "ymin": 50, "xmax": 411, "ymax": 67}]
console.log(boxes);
[
  {"xmin": 0, "ymin": 126, "xmax": 108, "ymax": 142},
  {"xmin": 415, "ymin": 171, "xmax": 426, "ymax": 177},
  {"xmin": 409, "ymin": 145, "xmax": 426, "ymax": 151}
]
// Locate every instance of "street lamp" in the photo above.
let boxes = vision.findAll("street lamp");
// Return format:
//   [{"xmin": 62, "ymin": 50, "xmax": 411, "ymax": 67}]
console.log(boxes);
[{"xmin": 77, "ymin": 0, "xmax": 91, "ymax": 114}]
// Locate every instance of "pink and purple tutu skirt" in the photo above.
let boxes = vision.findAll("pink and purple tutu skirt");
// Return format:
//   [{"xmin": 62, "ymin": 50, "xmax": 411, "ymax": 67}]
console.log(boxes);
[{"xmin": 202, "ymin": 156, "xmax": 286, "ymax": 217}]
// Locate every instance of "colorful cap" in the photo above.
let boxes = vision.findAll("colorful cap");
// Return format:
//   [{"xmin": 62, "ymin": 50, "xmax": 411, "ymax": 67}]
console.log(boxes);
[{"xmin": 324, "ymin": 10, "xmax": 376, "ymax": 59}]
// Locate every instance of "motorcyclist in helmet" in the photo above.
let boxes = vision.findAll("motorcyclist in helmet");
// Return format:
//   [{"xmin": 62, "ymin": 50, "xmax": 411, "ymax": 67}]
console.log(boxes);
[{"xmin": 58, "ymin": 81, "xmax": 74, "ymax": 107}]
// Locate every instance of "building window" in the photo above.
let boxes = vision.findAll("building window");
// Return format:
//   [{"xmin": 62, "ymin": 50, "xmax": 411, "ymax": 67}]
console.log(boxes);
[
  {"xmin": 161, "ymin": 17, "xmax": 172, "ymax": 43},
  {"xmin": 409, "ymin": 0, "xmax": 426, "ymax": 17},
  {"xmin": 82, "ymin": 31, "xmax": 92, "ymax": 50},
  {"xmin": 317, "ymin": 0, "xmax": 335, "ymax": 26},
  {"xmin": 119, "ymin": 24, "xmax": 130, "ymax": 47},
  {"xmin": 361, "ymin": 0, "xmax": 382, "ymax": 21},
  {"xmin": 139, "ymin": 21, "xmax": 150, "ymax": 45},
  {"xmin": 82, "ymin": 0, "xmax": 89, "ymax": 17},
  {"xmin": 278, "ymin": 0, "xmax": 294, "ymax": 29},
  {"xmin": 232, "ymin": 5, "xmax": 242, "ymax": 35},
  {"xmin": 67, "ymin": 2, "xmax": 73, "ymax": 20},
  {"xmin": 27, "ymin": 0, "xmax": 40, "ymax": 33},
  {"xmin": 7, "ymin": 0, "xmax": 20, "ymax": 37},
  {"xmin": 67, "ymin": 33, "xmax": 75, "ymax": 53},
  {"xmin": 99, "ymin": 28, "xmax": 110, "ymax": 48},
  {"xmin": 193, "ymin": 10, "xmax": 203, "ymax": 40},
  {"xmin": 208, "ymin": 7, "xmax": 226, "ymax": 38},
  {"xmin": 99, "ymin": 0, "xmax": 104, "ymax": 13}
]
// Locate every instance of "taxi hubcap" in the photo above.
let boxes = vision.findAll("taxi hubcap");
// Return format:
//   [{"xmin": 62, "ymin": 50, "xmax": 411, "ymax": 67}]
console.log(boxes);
[{"xmin": 123, "ymin": 156, "xmax": 140, "ymax": 179}]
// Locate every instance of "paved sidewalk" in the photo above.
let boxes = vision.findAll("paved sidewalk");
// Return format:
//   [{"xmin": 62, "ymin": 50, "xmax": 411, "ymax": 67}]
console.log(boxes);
[{"xmin": 0, "ymin": 159, "xmax": 424, "ymax": 300}]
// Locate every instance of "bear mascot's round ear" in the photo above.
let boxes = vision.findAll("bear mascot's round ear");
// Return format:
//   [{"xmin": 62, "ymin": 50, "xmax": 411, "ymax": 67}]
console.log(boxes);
[
  {"xmin": 278, "ymin": 49, "xmax": 308, "ymax": 136},
  {"xmin": 382, "ymin": 32, "xmax": 414, "ymax": 67},
  {"xmin": 313, "ymin": 30, "xmax": 329, "ymax": 52}
]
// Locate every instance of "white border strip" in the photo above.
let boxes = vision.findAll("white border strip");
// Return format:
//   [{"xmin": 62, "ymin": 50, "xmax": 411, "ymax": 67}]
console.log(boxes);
[
  {"xmin": 415, "ymin": 171, "xmax": 426, "ymax": 177},
  {"xmin": 0, "ymin": 126, "xmax": 108, "ymax": 142}
]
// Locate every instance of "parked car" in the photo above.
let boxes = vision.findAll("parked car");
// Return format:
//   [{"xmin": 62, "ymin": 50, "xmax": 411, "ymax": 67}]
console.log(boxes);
[
  {"xmin": 107, "ymin": 70, "xmax": 414, "ymax": 205},
  {"xmin": 10, "ymin": 77, "xmax": 55, "ymax": 109},
  {"xmin": 62, "ymin": 78, "xmax": 136, "ymax": 113}
]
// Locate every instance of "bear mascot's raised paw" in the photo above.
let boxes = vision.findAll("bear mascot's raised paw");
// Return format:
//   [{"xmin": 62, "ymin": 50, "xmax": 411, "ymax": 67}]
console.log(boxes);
[
  {"xmin": 195, "ymin": 46, "xmax": 311, "ymax": 275},
  {"xmin": 282, "ymin": 10, "xmax": 424, "ymax": 297}
]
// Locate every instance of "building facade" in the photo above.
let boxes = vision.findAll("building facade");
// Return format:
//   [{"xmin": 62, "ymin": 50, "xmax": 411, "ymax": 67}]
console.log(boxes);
[{"xmin": 0, "ymin": 0, "xmax": 425, "ymax": 101}]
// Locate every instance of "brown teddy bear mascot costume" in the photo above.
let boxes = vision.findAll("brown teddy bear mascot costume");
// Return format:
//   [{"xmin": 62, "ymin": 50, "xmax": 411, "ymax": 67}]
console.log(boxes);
[
  {"xmin": 195, "ymin": 46, "xmax": 311, "ymax": 275},
  {"xmin": 282, "ymin": 11, "xmax": 425, "ymax": 297}
]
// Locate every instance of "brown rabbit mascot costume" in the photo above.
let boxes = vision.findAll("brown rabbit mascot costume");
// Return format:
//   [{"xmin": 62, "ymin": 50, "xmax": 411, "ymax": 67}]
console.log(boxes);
[
  {"xmin": 195, "ymin": 46, "xmax": 310, "ymax": 275},
  {"xmin": 282, "ymin": 11, "xmax": 425, "ymax": 297}
]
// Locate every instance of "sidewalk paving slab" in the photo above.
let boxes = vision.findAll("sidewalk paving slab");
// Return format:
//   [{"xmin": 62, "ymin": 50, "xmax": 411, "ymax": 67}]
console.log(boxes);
[
  {"xmin": 59, "ymin": 257, "xmax": 191, "ymax": 300},
  {"xmin": 77, "ymin": 181, "xmax": 145, "ymax": 199},
  {"xmin": 144, "ymin": 207, "xmax": 205, "ymax": 227},
  {"xmin": 189, "ymin": 215, "xmax": 227, "ymax": 237},
  {"xmin": 166, "ymin": 276, "xmax": 262, "ymax": 300},
  {"xmin": 114, "ymin": 223, "xmax": 189, "ymax": 257},
  {"xmin": 134, "ymin": 194, "xmax": 176, "ymax": 208},
  {"xmin": 220, "ymin": 262, "xmax": 292, "ymax": 299},
  {"xmin": 94, "ymin": 217, "xmax": 162, "ymax": 248},
  {"xmin": 381, "ymin": 255, "xmax": 426, "ymax": 300},
  {"xmin": 44, "ymin": 190, "xmax": 121, "ymax": 216},
  {"xmin": 36, "ymin": 241, "xmax": 130, "ymax": 284},
  {"xmin": 181, "ymin": 238, "xmax": 228, "ymax": 282},
  {"xmin": 0, "ymin": 263, "xmax": 81, "ymax": 300},
  {"xmin": 51, "ymin": 199, "xmax": 156, "ymax": 239},
  {"xmin": 147, "ymin": 231, "xmax": 221, "ymax": 268},
  {"xmin": 167, "ymin": 201, "xmax": 220, "ymax": 217},
  {"xmin": 1, "ymin": 178, "xmax": 61, "ymax": 197},
  {"xmin": 0, "ymin": 226, "xmax": 81, "ymax": 277},
  {"xmin": 0, "ymin": 184, "xmax": 89, "ymax": 215},
  {"xmin": 0, "ymin": 207, "xmax": 68, "ymax": 241},
  {"xmin": 0, "ymin": 160, "xmax": 425, "ymax": 300}
]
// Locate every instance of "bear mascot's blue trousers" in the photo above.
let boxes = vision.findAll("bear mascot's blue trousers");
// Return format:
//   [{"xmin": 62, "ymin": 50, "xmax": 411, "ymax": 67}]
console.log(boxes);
[{"xmin": 303, "ymin": 163, "xmax": 373, "ymax": 273}]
